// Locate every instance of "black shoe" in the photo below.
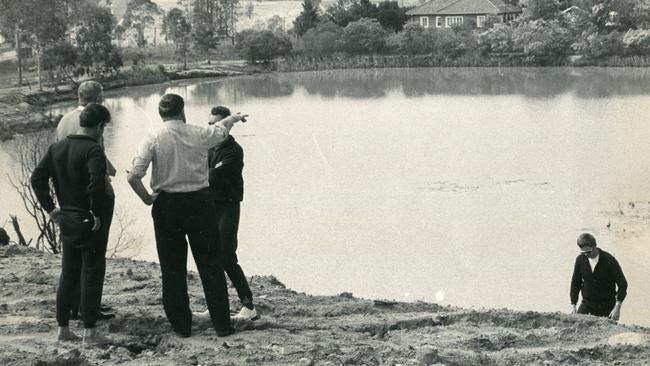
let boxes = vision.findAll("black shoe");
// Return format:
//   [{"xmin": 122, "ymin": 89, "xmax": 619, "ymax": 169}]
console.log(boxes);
[
  {"xmin": 174, "ymin": 330, "xmax": 191, "ymax": 338},
  {"xmin": 215, "ymin": 326, "xmax": 235, "ymax": 337}
]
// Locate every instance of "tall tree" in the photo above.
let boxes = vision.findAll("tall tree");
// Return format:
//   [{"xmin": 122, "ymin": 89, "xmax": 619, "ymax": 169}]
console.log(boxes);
[
  {"xmin": 294, "ymin": 0, "xmax": 321, "ymax": 37},
  {"xmin": 191, "ymin": 0, "xmax": 219, "ymax": 53},
  {"xmin": 162, "ymin": 8, "xmax": 192, "ymax": 69},
  {"xmin": 325, "ymin": 0, "xmax": 377, "ymax": 27},
  {"xmin": 76, "ymin": 4, "xmax": 119, "ymax": 70},
  {"xmin": 122, "ymin": 0, "xmax": 161, "ymax": 47},
  {"xmin": 0, "ymin": 0, "xmax": 68, "ymax": 89}
]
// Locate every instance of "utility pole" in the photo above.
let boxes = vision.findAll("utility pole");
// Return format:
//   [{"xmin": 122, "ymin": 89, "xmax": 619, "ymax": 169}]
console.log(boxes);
[{"xmin": 15, "ymin": 25, "xmax": 22, "ymax": 87}]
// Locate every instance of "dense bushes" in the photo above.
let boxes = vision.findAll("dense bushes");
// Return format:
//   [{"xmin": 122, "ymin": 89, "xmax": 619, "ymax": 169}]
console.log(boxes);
[{"xmin": 236, "ymin": 30, "xmax": 293, "ymax": 63}]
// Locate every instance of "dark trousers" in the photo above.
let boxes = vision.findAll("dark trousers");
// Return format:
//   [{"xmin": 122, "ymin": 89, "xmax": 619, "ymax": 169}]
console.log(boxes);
[
  {"xmin": 152, "ymin": 191, "xmax": 231, "ymax": 335},
  {"xmin": 71, "ymin": 197, "xmax": 114, "ymax": 316},
  {"xmin": 215, "ymin": 201, "xmax": 253, "ymax": 306},
  {"xmin": 56, "ymin": 238, "xmax": 105, "ymax": 329},
  {"xmin": 578, "ymin": 299, "xmax": 616, "ymax": 317}
]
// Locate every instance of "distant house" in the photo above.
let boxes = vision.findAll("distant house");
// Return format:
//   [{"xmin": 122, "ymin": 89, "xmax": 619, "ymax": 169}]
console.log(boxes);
[{"xmin": 406, "ymin": 0, "xmax": 522, "ymax": 30}]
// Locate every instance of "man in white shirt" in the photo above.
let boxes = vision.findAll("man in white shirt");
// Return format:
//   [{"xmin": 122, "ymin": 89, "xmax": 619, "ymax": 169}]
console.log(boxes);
[{"xmin": 127, "ymin": 94, "xmax": 246, "ymax": 338}]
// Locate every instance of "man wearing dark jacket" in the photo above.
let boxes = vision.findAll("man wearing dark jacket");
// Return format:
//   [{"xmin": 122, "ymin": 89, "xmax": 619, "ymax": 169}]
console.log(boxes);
[
  {"xmin": 206, "ymin": 106, "xmax": 257, "ymax": 321},
  {"xmin": 570, "ymin": 233, "xmax": 628, "ymax": 321},
  {"xmin": 31, "ymin": 104, "xmax": 113, "ymax": 344}
]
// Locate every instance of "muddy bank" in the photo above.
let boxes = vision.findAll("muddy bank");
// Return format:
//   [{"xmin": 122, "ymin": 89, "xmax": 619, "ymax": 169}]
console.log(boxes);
[
  {"xmin": 0, "ymin": 63, "xmax": 262, "ymax": 141},
  {"xmin": 1, "ymin": 244, "xmax": 649, "ymax": 365}
]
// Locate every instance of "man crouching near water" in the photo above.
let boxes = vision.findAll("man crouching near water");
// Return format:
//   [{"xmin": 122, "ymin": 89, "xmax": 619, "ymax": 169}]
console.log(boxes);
[
  {"xmin": 570, "ymin": 233, "xmax": 628, "ymax": 321},
  {"xmin": 127, "ymin": 94, "xmax": 247, "ymax": 338}
]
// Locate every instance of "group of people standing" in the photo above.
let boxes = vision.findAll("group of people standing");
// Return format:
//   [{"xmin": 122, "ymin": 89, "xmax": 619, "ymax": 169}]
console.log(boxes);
[
  {"xmin": 29, "ymin": 80, "xmax": 631, "ymax": 346},
  {"xmin": 30, "ymin": 81, "xmax": 255, "ymax": 344}
]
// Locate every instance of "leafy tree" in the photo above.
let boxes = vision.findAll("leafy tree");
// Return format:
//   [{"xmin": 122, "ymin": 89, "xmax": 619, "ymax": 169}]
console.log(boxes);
[
  {"xmin": 520, "ymin": 0, "xmax": 561, "ymax": 20},
  {"xmin": 191, "ymin": 0, "xmax": 239, "ymax": 50},
  {"xmin": 399, "ymin": 23, "xmax": 430, "ymax": 55},
  {"xmin": 122, "ymin": 0, "xmax": 162, "ymax": 48},
  {"xmin": 512, "ymin": 19, "xmax": 572, "ymax": 64},
  {"xmin": 76, "ymin": 4, "xmax": 118, "ymax": 72},
  {"xmin": 294, "ymin": 0, "xmax": 321, "ymax": 37},
  {"xmin": 162, "ymin": 8, "xmax": 192, "ymax": 69},
  {"xmin": 478, "ymin": 23, "xmax": 516, "ymax": 56},
  {"xmin": 591, "ymin": 0, "xmax": 650, "ymax": 32},
  {"xmin": 266, "ymin": 15, "xmax": 285, "ymax": 33},
  {"xmin": 236, "ymin": 29, "xmax": 292, "ymax": 63},
  {"xmin": 340, "ymin": 17, "xmax": 387, "ymax": 54},
  {"xmin": 0, "ymin": 0, "xmax": 68, "ymax": 89},
  {"xmin": 42, "ymin": 41, "xmax": 78, "ymax": 85},
  {"xmin": 302, "ymin": 21, "xmax": 342, "ymax": 54},
  {"xmin": 192, "ymin": 0, "xmax": 219, "ymax": 53},
  {"xmin": 374, "ymin": 1, "xmax": 409, "ymax": 33},
  {"xmin": 622, "ymin": 28, "xmax": 650, "ymax": 55},
  {"xmin": 325, "ymin": 0, "xmax": 377, "ymax": 27},
  {"xmin": 573, "ymin": 30, "xmax": 624, "ymax": 58}
]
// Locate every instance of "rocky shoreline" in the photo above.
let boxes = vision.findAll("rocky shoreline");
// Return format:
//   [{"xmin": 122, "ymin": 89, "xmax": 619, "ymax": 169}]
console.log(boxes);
[
  {"xmin": 0, "ymin": 63, "xmax": 262, "ymax": 141},
  {"xmin": 1, "ymin": 244, "xmax": 649, "ymax": 365}
]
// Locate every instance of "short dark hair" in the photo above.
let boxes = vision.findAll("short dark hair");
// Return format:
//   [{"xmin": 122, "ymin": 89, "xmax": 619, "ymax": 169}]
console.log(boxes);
[
  {"xmin": 79, "ymin": 103, "xmax": 111, "ymax": 128},
  {"xmin": 577, "ymin": 233, "xmax": 597, "ymax": 248},
  {"xmin": 211, "ymin": 106, "xmax": 231, "ymax": 118},
  {"xmin": 159, "ymin": 94, "xmax": 184, "ymax": 118}
]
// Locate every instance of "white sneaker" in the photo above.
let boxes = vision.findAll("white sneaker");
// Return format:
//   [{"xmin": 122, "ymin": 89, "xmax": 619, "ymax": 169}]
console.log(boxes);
[{"xmin": 232, "ymin": 306, "xmax": 259, "ymax": 321}]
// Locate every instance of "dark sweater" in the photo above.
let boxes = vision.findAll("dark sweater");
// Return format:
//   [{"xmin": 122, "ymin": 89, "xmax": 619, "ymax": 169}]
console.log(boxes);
[
  {"xmin": 31, "ymin": 135, "xmax": 109, "ymax": 215},
  {"xmin": 570, "ymin": 248, "xmax": 627, "ymax": 305},
  {"xmin": 208, "ymin": 136, "xmax": 244, "ymax": 202}
]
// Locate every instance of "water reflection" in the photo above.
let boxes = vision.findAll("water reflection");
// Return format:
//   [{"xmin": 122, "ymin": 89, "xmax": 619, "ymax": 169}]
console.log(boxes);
[{"xmin": 268, "ymin": 67, "xmax": 650, "ymax": 99}]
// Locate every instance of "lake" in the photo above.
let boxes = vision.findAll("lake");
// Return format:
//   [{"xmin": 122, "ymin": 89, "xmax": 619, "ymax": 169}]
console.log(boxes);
[{"xmin": 1, "ymin": 67, "xmax": 649, "ymax": 326}]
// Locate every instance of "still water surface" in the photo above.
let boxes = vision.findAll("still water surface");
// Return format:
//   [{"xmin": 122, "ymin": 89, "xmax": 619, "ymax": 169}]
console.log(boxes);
[{"xmin": 2, "ymin": 68, "xmax": 650, "ymax": 325}]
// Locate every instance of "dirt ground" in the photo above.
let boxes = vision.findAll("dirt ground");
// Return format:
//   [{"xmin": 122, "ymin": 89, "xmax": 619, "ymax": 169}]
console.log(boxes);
[{"xmin": 1, "ymin": 244, "xmax": 649, "ymax": 365}]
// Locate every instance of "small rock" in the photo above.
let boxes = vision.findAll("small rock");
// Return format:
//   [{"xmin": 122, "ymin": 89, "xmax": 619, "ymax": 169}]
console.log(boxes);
[
  {"xmin": 299, "ymin": 358, "xmax": 313, "ymax": 366},
  {"xmin": 338, "ymin": 292, "xmax": 354, "ymax": 299}
]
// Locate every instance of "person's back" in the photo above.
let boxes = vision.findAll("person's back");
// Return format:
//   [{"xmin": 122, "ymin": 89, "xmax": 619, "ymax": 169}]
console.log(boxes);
[
  {"xmin": 45, "ymin": 136, "xmax": 107, "ymax": 211},
  {"xmin": 145, "ymin": 123, "xmax": 214, "ymax": 192},
  {"xmin": 208, "ymin": 135, "xmax": 244, "ymax": 202},
  {"xmin": 56, "ymin": 109, "xmax": 83, "ymax": 141}
]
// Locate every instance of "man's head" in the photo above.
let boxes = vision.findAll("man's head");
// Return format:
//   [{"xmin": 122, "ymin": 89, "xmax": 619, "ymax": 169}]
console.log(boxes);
[
  {"xmin": 209, "ymin": 106, "xmax": 231, "ymax": 124},
  {"xmin": 577, "ymin": 233, "xmax": 598, "ymax": 258},
  {"xmin": 78, "ymin": 81, "xmax": 103, "ymax": 106},
  {"xmin": 159, "ymin": 94, "xmax": 185, "ymax": 121},
  {"xmin": 79, "ymin": 103, "xmax": 111, "ymax": 139}
]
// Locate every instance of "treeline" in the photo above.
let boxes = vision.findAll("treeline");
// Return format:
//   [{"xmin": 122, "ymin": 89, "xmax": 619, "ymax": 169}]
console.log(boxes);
[
  {"xmin": 238, "ymin": 0, "xmax": 650, "ymax": 68},
  {"xmin": 0, "ymin": 0, "xmax": 242, "ymax": 89}
]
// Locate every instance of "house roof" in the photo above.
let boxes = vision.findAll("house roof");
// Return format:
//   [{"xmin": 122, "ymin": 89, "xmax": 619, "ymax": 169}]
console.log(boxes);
[{"xmin": 407, "ymin": 0, "xmax": 520, "ymax": 16}]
